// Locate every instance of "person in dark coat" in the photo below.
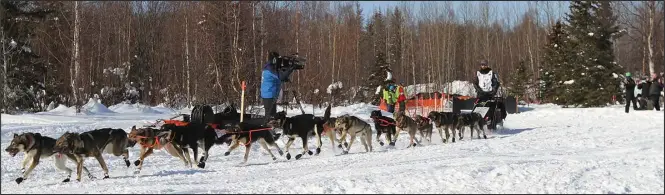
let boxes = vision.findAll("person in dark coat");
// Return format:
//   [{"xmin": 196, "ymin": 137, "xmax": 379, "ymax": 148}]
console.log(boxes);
[
  {"xmin": 637, "ymin": 76, "xmax": 652, "ymax": 110},
  {"xmin": 648, "ymin": 73, "xmax": 663, "ymax": 111},
  {"xmin": 623, "ymin": 72, "xmax": 638, "ymax": 113},
  {"xmin": 260, "ymin": 52, "xmax": 296, "ymax": 122},
  {"xmin": 472, "ymin": 60, "xmax": 506, "ymax": 129}
]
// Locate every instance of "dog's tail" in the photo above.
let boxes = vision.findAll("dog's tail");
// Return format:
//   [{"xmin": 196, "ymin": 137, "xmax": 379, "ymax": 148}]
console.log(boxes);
[{"xmin": 324, "ymin": 104, "xmax": 332, "ymax": 121}]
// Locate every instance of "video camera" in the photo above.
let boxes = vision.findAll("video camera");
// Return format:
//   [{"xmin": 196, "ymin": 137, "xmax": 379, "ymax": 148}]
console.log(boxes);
[{"xmin": 272, "ymin": 52, "xmax": 306, "ymax": 71}]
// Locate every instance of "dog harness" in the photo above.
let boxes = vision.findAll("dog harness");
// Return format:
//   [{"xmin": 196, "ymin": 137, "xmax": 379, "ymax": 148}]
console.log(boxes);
[
  {"xmin": 418, "ymin": 116, "xmax": 431, "ymax": 125},
  {"xmin": 371, "ymin": 116, "xmax": 396, "ymax": 127}
]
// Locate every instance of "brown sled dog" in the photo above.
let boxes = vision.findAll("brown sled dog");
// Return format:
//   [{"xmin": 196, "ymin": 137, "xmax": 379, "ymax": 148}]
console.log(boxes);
[
  {"xmin": 127, "ymin": 126, "xmax": 193, "ymax": 173},
  {"xmin": 414, "ymin": 115, "xmax": 434, "ymax": 143},
  {"xmin": 5, "ymin": 132, "xmax": 93, "ymax": 184},
  {"xmin": 54, "ymin": 128, "xmax": 132, "ymax": 181},
  {"xmin": 393, "ymin": 111, "xmax": 421, "ymax": 148},
  {"xmin": 334, "ymin": 114, "xmax": 373, "ymax": 154}
]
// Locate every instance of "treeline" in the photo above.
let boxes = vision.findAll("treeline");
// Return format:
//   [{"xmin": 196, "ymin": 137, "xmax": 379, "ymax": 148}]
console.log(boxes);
[{"xmin": 1, "ymin": 1, "xmax": 663, "ymax": 113}]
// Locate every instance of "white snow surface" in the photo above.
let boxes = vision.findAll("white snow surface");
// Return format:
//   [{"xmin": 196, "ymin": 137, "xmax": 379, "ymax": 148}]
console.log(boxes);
[{"xmin": 1, "ymin": 103, "xmax": 664, "ymax": 194}]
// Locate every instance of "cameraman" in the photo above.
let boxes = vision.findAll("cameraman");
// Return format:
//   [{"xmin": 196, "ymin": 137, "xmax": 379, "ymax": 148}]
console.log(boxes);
[{"xmin": 261, "ymin": 52, "xmax": 296, "ymax": 123}]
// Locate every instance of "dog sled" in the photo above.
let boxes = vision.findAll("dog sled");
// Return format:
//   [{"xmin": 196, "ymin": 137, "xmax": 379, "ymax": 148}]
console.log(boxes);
[{"xmin": 471, "ymin": 96, "xmax": 506, "ymax": 130}]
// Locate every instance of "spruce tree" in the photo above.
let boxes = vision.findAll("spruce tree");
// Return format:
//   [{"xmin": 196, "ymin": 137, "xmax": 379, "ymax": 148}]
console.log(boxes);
[
  {"xmin": 365, "ymin": 52, "xmax": 392, "ymax": 105},
  {"xmin": 1, "ymin": 1, "xmax": 52, "ymax": 113},
  {"xmin": 508, "ymin": 60, "xmax": 532, "ymax": 99},
  {"xmin": 559, "ymin": 0, "xmax": 623, "ymax": 107},
  {"xmin": 540, "ymin": 20, "xmax": 569, "ymax": 104}
]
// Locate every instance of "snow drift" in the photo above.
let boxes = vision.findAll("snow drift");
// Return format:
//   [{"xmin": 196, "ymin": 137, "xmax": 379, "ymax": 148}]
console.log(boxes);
[{"xmin": 109, "ymin": 103, "xmax": 162, "ymax": 114}]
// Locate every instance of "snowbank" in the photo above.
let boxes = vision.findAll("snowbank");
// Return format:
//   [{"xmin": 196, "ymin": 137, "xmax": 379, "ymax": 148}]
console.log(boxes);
[
  {"xmin": 109, "ymin": 103, "xmax": 162, "ymax": 114},
  {"xmin": 80, "ymin": 98, "xmax": 115, "ymax": 114}
]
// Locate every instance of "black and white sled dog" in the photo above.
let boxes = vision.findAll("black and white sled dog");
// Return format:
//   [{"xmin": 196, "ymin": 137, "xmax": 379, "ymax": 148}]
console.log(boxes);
[
  {"xmin": 369, "ymin": 110, "xmax": 397, "ymax": 146},
  {"xmin": 334, "ymin": 115, "xmax": 373, "ymax": 154},
  {"xmin": 54, "ymin": 128, "xmax": 132, "ymax": 182},
  {"xmin": 427, "ymin": 111, "xmax": 460, "ymax": 143},
  {"xmin": 223, "ymin": 121, "xmax": 284, "ymax": 164},
  {"xmin": 158, "ymin": 122, "xmax": 225, "ymax": 169},
  {"xmin": 455, "ymin": 112, "xmax": 488, "ymax": 140},
  {"xmin": 5, "ymin": 132, "xmax": 93, "ymax": 184},
  {"xmin": 267, "ymin": 111, "xmax": 319, "ymax": 160}
]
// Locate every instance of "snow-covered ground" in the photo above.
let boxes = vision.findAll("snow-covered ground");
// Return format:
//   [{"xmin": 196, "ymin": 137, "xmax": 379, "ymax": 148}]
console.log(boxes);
[{"xmin": 1, "ymin": 103, "xmax": 663, "ymax": 194}]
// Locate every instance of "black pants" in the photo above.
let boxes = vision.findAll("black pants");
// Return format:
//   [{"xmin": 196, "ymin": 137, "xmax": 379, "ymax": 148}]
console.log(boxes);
[
  {"xmin": 263, "ymin": 98, "xmax": 278, "ymax": 122},
  {"xmin": 398, "ymin": 101, "xmax": 406, "ymax": 112},
  {"xmin": 625, "ymin": 96, "xmax": 638, "ymax": 113},
  {"xmin": 650, "ymin": 95, "xmax": 661, "ymax": 111}
]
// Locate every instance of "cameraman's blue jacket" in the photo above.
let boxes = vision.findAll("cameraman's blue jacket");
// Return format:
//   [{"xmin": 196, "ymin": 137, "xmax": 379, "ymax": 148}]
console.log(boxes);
[
  {"xmin": 261, "ymin": 63, "xmax": 281, "ymax": 99},
  {"xmin": 261, "ymin": 62, "xmax": 296, "ymax": 99}
]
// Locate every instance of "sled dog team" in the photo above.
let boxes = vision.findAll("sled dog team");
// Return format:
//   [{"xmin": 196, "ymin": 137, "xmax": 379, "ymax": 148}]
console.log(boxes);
[{"xmin": 5, "ymin": 106, "xmax": 489, "ymax": 185}]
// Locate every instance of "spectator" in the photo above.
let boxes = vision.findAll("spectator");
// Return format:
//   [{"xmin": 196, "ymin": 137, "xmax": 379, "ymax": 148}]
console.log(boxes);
[
  {"xmin": 649, "ymin": 73, "xmax": 663, "ymax": 111},
  {"xmin": 395, "ymin": 81, "xmax": 407, "ymax": 112},
  {"xmin": 382, "ymin": 83, "xmax": 397, "ymax": 113},
  {"xmin": 623, "ymin": 72, "xmax": 638, "ymax": 113},
  {"xmin": 637, "ymin": 76, "xmax": 652, "ymax": 110},
  {"xmin": 260, "ymin": 52, "xmax": 296, "ymax": 123}
]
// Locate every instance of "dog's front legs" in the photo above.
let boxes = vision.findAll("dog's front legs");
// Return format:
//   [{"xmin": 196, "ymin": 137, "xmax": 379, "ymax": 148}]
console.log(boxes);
[
  {"xmin": 338, "ymin": 130, "xmax": 349, "ymax": 151},
  {"xmin": 16, "ymin": 154, "xmax": 40, "ymax": 184},
  {"xmin": 54, "ymin": 154, "xmax": 74, "ymax": 182},
  {"xmin": 342, "ymin": 133, "xmax": 357, "ymax": 154},
  {"xmin": 224, "ymin": 138, "xmax": 241, "ymax": 156},
  {"xmin": 20, "ymin": 154, "xmax": 31, "ymax": 173},
  {"xmin": 135, "ymin": 147, "xmax": 154, "ymax": 172},
  {"xmin": 437, "ymin": 126, "xmax": 447, "ymax": 143},
  {"xmin": 476, "ymin": 123, "xmax": 487, "ymax": 139},
  {"xmin": 470, "ymin": 124, "xmax": 474, "ymax": 140},
  {"xmin": 94, "ymin": 153, "xmax": 110, "ymax": 179},
  {"xmin": 376, "ymin": 128, "xmax": 384, "ymax": 146},
  {"xmin": 392, "ymin": 128, "xmax": 402, "ymax": 143},
  {"xmin": 75, "ymin": 156, "xmax": 84, "ymax": 182}
]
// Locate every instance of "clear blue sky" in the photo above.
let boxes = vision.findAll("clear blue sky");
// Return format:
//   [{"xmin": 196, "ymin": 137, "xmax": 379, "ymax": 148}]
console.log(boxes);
[{"xmin": 357, "ymin": 1, "xmax": 571, "ymax": 27}]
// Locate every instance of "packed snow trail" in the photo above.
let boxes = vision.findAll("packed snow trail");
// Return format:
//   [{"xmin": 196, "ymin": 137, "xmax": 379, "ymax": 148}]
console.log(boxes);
[{"xmin": 1, "ymin": 104, "xmax": 663, "ymax": 194}]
